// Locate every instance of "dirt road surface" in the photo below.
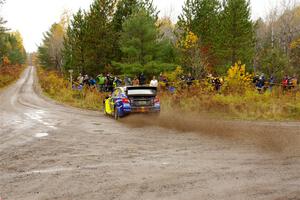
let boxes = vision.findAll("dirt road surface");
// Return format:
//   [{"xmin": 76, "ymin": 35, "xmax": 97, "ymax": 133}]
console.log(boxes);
[{"xmin": 0, "ymin": 66, "xmax": 300, "ymax": 200}]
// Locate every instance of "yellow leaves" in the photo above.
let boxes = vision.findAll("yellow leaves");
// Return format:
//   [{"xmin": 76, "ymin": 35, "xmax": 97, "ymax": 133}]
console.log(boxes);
[
  {"xmin": 227, "ymin": 62, "xmax": 251, "ymax": 81},
  {"xmin": 290, "ymin": 38, "xmax": 300, "ymax": 49},
  {"xmin": 165, "ymin": 66, "xmax": 184, "ymax": 82},
  {"xmin": 178, "ymin": 31, "xmax": 199, "ymax": 50},
  {"xmin": 184, "ymin": 31, "xmax": 199, "ymax": 49},
  {"xmin": 224, "ymin": 62, "xmax": 253, "ymax": 94}
]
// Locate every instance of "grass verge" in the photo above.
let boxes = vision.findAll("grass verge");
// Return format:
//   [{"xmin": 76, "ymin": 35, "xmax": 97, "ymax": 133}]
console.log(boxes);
[
  {"xmin": 160, "ymin": 88, "xmax": 300, "ymax": 121},
  {"xmin": 37, "ymin": 67, "xmax": 300, "ymax": 121},
  {"xmin": 37, "ymin": 67, "xmax": 106, "ymax": 111}
]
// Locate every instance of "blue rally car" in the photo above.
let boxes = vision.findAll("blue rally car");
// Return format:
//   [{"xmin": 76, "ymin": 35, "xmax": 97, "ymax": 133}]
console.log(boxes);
[{"xmin": 104, "ymin": 86, "xmax": 160, "ymax": 120}]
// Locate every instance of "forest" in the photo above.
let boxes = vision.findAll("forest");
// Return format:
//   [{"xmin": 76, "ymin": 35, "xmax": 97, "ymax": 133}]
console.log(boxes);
[
  {"xmin": 36, "ymin": 0, "xmax": 300, "ymax": 82},
  {"xmin": 33, "ymin": 0, "xmax": 300, "ymax": 120},
  {"xmin": 0, "ymin": 0, "xmax": 27, "ymax": 88}
]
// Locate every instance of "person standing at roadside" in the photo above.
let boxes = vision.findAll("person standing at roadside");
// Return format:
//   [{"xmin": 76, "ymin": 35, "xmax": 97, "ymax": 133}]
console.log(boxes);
[
  {"xmin": 83, "ymin": 75, "xmax": 89, "ymax": 86},
  {"xmin": 150, "ymin": 76, "xmax": 158, "ymax": 87},
  {"xmin": 132, "ymin": 76, "xmax": 139, "ymax": 86},
  {"xmin": 97, "ymin": 73, "xmax": 105, "ymax": 92},
  {"xmin": 291, "ymin": 74, "xmax": 298, "ymax": 88},
  {"xmin": 269, "ymin": 75, "xmax": 275, "ymax": 92},
  {"xmin": 114, "ymin": 76, "xmax": 122, "ymax": 88},
  {"xmin": 139, "ymin": 72, "xmax": 146, "ymax": 85},
  {"xmin": 282, "ymin": 75, "xmax": 289, "ymax": 91},
  {"xmin": 77, "ymin": 73, "xmax": 84, "ymax": 86},
  {"xmin": 186, "ymin": 73, "xmax": 194, "ymax": 87},
  {"xmin": 124, "ymin": 76, "xmax": 132, "ymax": 86}
]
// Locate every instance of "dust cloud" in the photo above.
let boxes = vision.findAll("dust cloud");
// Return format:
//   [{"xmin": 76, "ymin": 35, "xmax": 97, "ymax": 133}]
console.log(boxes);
[{"xmin": 121, "ymin": 111, "xmax": 300, "ymax": 154}]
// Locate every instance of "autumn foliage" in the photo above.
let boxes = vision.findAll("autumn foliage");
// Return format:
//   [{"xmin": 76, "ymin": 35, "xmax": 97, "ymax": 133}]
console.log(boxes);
[{"xmin": 0, "ymin": 64, "xmax": 24, "ymax": 88}]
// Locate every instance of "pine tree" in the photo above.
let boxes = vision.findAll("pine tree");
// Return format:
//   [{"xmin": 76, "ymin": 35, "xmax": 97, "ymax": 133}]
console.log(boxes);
[
  {"xmin": 178, "ymin": 0, "xmax": 195, "ymax": 33},
  {"xmin": 138, "ymin": 0, "xmax": 158, "ymax": 19},
  {"xmin": 178, "ymin": 0, "xmax": 221, "ymax": 68},
  {"xmin": 84, "ymin": 0, "xmax": 117, "ymax": 75},
  {"xmin": 120, "ymin": 9, "xmax": 157, "ymax": 65},
  {"xmin": 219, "ymin": 0, "xmax": 255, "ymax": 66},
  {"xmin": 63, "ymin": 9, "xmax": 87, "ymax": 74},
  {"xmin": 111, "ymin": 0, "xmax": 138, "ymax": 61},
  {"xmin": 112, "ymin": 0, "xmax": 138, "ymax": 33},
  {"xmin": 115, "ymin": 8, "xmax": 177, "ymax": 76},
  {"xmin": 7, "ymin": 32, "xmax": 26, "ymax": 64}
]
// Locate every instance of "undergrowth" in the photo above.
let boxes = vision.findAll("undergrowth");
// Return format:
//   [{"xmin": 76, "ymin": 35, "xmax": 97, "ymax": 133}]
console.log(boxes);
[
  {"xmin": 0, "ymin": 65, "xmax": 25, "ymax": 89},
  {"xmin": 37, "ymin": 67, "xmax": 300, "ymax": 121},
  {"xmin": 37, "ymin": 67, "xmax": 106, "ymax": 111}
]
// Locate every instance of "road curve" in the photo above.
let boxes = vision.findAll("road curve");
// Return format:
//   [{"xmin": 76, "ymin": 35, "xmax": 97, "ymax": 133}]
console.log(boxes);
[{"xmin": 0, "ymin": 66, "xmax": 300, "ymax": 200}]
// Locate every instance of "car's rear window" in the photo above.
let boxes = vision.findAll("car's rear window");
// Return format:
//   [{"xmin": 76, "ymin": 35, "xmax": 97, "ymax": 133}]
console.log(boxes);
[{"xmin": 127, "ymin": 89, "xmax": 156, "ymax": 96}]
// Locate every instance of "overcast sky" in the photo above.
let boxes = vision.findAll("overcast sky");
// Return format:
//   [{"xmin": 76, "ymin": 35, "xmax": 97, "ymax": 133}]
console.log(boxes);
[{"xmin": 1, "ymin": 0, "xmax": 282, "ymax": 52}]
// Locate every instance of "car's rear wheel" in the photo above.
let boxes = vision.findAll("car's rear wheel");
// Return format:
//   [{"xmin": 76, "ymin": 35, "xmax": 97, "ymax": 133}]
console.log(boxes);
[{"xmin": 114, "ymin": 107, "xmax": 119, "ymax": 120}]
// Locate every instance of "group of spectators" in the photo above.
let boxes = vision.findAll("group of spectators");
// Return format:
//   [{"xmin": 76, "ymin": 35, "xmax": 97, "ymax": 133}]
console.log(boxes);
[
  {"xmin": 282, "ymin": 75, "xmax": 298, "ymax": 90},
  {"xmin": 253, "ymin": 74, "xmax": 298, "ymax": 92},
  {"xmin": 75, "ymin": 72, "xmax": 200, "ymax": 93},
  {"xmin": 75, "ymin": 71, "xmax": 298, "ymax": 94},
  {"xmin": 75, "ymin": 72, "xmax": 154, "ymax": 92}
]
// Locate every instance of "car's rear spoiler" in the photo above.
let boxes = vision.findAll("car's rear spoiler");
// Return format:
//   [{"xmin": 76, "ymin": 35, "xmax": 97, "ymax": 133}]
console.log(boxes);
[{"xmin": 126, "ymin": 86, "xmax": 157, "ymax": 97}]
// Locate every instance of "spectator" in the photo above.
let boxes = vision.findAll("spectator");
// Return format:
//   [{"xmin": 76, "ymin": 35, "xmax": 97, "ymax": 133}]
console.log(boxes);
[
  {"xmin": 253, "ymin": 75, "xmax": 259, "ymax": 86},
  {"xmin": 77, "ymin": 73, "xmax": 84, "ymax": 86},
  {"xmin": 269, "ymin": 75, "xmax": 275, "ymax": 92},
  {"xmin": 254, "ymin": 74, "xmax": 265, "ymax": 93},
  {"xmin": 214, "ymin": 77, "xmax": 222, "ymax": 91},
  {"xmin": 186, "ymin": 73, "xmax": 195, "ymax": 87},
  {"xmin": 97, "ymin": 73, "xmax": 106, "ymax": 92},
  {"xmin": 89, "ymin": 77, "xmax": 96, "ymax": 89},
  {"xmin": 83, "ymin": 75, "xmax": 89, "ymax": 86},
  {"xmin": 139, "ymin": 72, "xmax": 146, "ymax": 85},
  {"xmin": 282, "ymin": 75, "xmax": 289, "ymax": 91},
  {"xmin": 105, "ymin": 73, "xmax": 114, "ymax": 92},
  {"xmin": 159, "ymin": 72, "xmax": 164, "ymax": 82},
  {"xmin": 124, "ymin": 76, "xmax": 132, "ymax": 86},
  {"xmin": 114, "ymin": 76, "xmax": 122, "ymax": 88},
  {"xmin": 132, "ymin": 76, "xmax": 140, "ymax": 86},
  {"xmin": 150, "ymin": 76, "xmax": 158, "ymax": 87},
  {"xmin": 291, "ymin": 75, "xmax": 298, "ymax": 88}
]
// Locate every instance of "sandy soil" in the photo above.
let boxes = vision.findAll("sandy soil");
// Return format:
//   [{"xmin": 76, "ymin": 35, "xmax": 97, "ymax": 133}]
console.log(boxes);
[{"xmin": 0, "ymin": 66, "xmax": 299, "ymax": 200}]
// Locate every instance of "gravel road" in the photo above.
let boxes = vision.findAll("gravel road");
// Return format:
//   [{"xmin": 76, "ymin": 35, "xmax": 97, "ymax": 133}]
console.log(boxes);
[{"xmin": 0, "ymin": 66, "xmax": 299, "ymax": 200}]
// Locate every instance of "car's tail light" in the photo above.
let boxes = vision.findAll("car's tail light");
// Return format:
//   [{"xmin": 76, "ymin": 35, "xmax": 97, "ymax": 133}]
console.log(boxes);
[
  {"xmin": 154, "ymin": 97, "xmax": 160, "ymax": 104},
  {"xmin": 122, "ymin": 98, "xmax": 130, "ymax": 104}
]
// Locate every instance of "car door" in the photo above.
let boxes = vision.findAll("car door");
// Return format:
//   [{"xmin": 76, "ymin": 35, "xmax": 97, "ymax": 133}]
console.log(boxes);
[{"xmin": 110, "ymin": 89, "xmax": 120, "ymax": 112}]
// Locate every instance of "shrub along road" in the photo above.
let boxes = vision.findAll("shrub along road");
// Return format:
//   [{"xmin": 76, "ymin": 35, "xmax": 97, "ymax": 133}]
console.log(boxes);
[{"xmin": 0, "ymin": 66, "xmax": 300, "ymax": 200}]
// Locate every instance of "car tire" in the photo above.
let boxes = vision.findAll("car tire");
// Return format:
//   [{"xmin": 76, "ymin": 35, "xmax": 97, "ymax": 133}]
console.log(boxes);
[{"xmin": 114, "ymin": 107, "xmax": 119, "ymax": 120}]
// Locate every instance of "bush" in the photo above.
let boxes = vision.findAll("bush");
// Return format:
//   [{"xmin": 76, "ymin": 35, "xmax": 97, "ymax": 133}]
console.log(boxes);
[
  {"xmin": 37, "ymin": 67, "xmax": 106, "ymax": 110},
  {"xmin": 160, "ymin": 88, "xmax": 300, "ymax": 120},
  {"xmin": 0, "ymin": 65, "xmax": 25, "ymax": 88},
  {"xmin": 223, "ymin": 62, "xmax": 253, "ymax": 94}
]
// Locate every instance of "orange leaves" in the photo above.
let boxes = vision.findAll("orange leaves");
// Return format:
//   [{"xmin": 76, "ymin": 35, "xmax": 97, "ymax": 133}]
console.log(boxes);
[
  {"xmin": 0, "ymin": 65, "xmax": 24, "ymax": 88},
  {"xmin": 2, "ymin": 56, "xmax": 11, "ymax": 66}
]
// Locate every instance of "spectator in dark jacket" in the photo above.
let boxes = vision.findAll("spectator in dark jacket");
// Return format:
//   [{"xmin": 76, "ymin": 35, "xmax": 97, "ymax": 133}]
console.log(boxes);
[{"xmin": 139, "ymin": 73, "xmax": 146, "ymax": 85}]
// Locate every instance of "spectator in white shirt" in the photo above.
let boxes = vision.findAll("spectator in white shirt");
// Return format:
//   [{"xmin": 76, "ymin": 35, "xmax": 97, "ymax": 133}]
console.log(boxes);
[{"xmin": 150, "ymin": 76, "xmax": 158, "ymax": 87}]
